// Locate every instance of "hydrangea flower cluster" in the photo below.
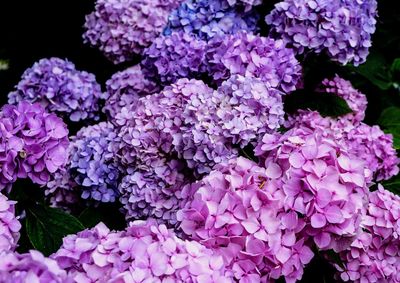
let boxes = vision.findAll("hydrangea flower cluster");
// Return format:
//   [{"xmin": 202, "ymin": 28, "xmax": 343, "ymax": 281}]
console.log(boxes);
[
  {"xmin": 142, "ymin": 31, "xmax": 208, "ymax": 85},
  {"xmin": 0, "ymin": 193, "xmax": 21, "ymax": 253},
  {"xmin": 179, "ymin": 157, "xmax": 314, "ymax": 282},
  {"xmin": 266, "ymin": 0, "xmax": 378, "ymax": 65},
  {"xmin": 332, "ymin": 185, "xmax": 400, "ymax": 282},
  {"xmin": 255, "ymin": 126, "xmax": 368, "ymax": 252},
  {"xmin": 68, "ymin": 122, "xmax": 121, "ymax": 203},
  {"xmin": 8, "ymin": 58, "xmax": 103, "ymax": 122},
  {"xmin": 0, "ymin": 250, "xmax": 70, "ymax": 283},
  {"xmin": 0, "ymin": 101, "xmax": 69, "ymax": 190},
  {"xmin": 51, "ymin": 220, "xmax": 232, "ymax": 282},
  {"xmin": 206, "ymin": 32, "xmax": 302, "ymax": 92},
  {"xmin": 164, "ymin": 0, "xmax": 259, "ymax": 40},
  {"xmin": 83, "ymin": 0, "xmax": 182, "ymax": 64},
  {"xmin": 103, "ymin": 65, "xmax": 160, "ymax": 118}
]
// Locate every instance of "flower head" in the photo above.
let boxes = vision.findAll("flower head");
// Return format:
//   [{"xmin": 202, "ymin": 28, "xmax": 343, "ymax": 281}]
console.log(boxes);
[
  {"xmin": 8, "ymin": 58, "xmax": 103, "ymax": 122},
  {"xmin": 0, "ymin": 193, "xmax": 21, "ymax": 253}
]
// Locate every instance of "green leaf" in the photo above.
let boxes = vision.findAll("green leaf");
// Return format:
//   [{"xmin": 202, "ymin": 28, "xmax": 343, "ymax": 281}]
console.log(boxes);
[
  {"xmin": 378, "ymin": 107, "xmax": 400, "ymax": 149},
  {"xmin": 349, "ymin": 52, "xmax": 392, "ymax": 90},
  {"xmin": 391, "ymin": 58, "xmax": 400, "ymax": 74},
  {"xmin": 285, "ymin": 91, "xmax": 353, "ymax": 118},
  {"xmin": 382, "ymin": 174, "xmax": 400, "ymax": 195},
  {"xmin": 26, "ymin": 204, "xmax": 84, "ymax": 256},
  {"xmin": 78, "ymin": 204, "xmax": 126, "ymax": 230}
]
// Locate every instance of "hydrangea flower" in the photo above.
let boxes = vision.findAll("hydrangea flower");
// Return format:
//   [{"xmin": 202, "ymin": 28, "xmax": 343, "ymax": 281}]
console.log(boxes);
[
  {"xmin": 206, "ymin": 31, "xmax": 302, "ymax": 93},
  {"xmin": 83, "ymin": 0, "xmax": 182, "ymax": 64},
  {"xmin": 178, "ymin": 157, "xmax": 314, "ymax": 283},
  {"xmin": 8, "ymin": 58, "xmax": 103, "ymax": 122},
  {"xmin": 255, "ymin": 126, "xmax": 368, "ymax": 252},
  {"xmin": 266, "ymin": 0, "xmax": 378, "ymax": 65},
  {"xmin": 164, "ymin": 0, "xmax": 259, "ymax": 40},
  {"xmin": 0, "ymin": 193, "xmax": 21, "ymax": 253},
  {"xmin": 51, "ymin": 220, "xmax": 232, "ymax": 282},
  {"xmin": 317, "ymin": 75, "xmax": 368, "ymax": 124},
  {"xmin": 0, "ymin": 250, "xmax": 70, "ymax": 282},
  {"xmin": 141, "ymin": 31, "xmax": 208, "ymax": 85},
  {"xmin": 0, "ymin": 102, "xmax": 69, "ymax": 190},
  {"xmin": 68, "ymin": 122, "xmax": 121, "ymax": 203},
  {"xmin": 215, "ymin": 75, "xmax": 284, "ymax": 147},
  {"xmin": 332, "ymin": 185, "xmax": 400, "ymax": 282},
  {"xmin": 103, "ymin": 65, "xmax": 160, "ymax": 118}
]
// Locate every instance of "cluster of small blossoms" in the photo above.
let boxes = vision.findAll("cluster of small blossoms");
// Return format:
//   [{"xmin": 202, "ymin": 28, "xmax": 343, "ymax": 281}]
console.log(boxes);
[
  {"xmin": 266, "ymin": 0, "xmax": 378, "ymax": 65},
  {"xmin": 179, "ymin": 157, "xmax": 314, "ymax": 282},
  {"xmin": 206, "ymin": 32, "xmax": 302, "ymax": 92},
  {"xmin": 103, "ymin": 65, "xmax": 160, "ymax": 118},
  {"xmin": 83, "ymin": 0, "xmax": 182, "ymax": 64},
  {"xmin": 0, "ymin": 193, "xmax": 21, "ymax": 253},
  {"xmin": 51, "ymin": 220, "xmax": 232, "ymax": 282},
  {"xmin": 164, "ymin": 0, "xmax": 259, "ymax": 40},
  {"xmin": 332, "ymin": 185, "xmax": 400, "ymax": 282},
  {"xmin": 141, "ymin": 31, "xmax": 208, "ymax": 85},
  {"xmin": 255, "ymin": 126, "xmax": 368, "ymax": 252},
  {"xmin": 0, "ymin": 101, "xmax": 69, "ymax": 190},
  {"xmin": 0, "ymin": 250, "xmax": 71, "ymax": 282},
  {"xmin": 8, "ymin": 58, "xmax": 103, "ymax": 122}
]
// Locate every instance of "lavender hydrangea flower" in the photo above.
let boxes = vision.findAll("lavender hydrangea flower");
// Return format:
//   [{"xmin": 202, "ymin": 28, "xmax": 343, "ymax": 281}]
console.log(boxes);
[
  {"xmin": 0, "ymin": 250, "xmax": 71, "ymax": 282},
  {"xmin": 0, "ymin": 102, "xmax": 69, "ymax": 190},
  {"xmin": 0, "ymin": 193, "xmax": 21, "ymax": 253},
  {"xmin": 51, "ymin": 220, "xmax": 232, "ymax": 282},
  {"xmin": 179, "ymin": 157, "xmax": 314, "ymax": 282},
  {"xmin": 141, "ymin": 31, "xmax": 208, "ymax": 85},
  {"xmin": 83, "ymin": 0, "xmax": 182, "ymax": 64},
  {"xmin": 332, "ymin": 185, "xmax": 400, "ymax": 282},
  {"xmin": 164, "ymin": 0, "xmax": 260, "ymax": 40},
  {"xmin": 8, "ymin": 58, "xmax": 103, "ymax": 122},
  {"xmin": 266, "ymin": 0, "xmax": 378, "ymax": 65},
  {"xmin": 103, "ymin": 65, "xmax": 160, "ymax": 118},
  {"xmin": 255, "ymin": 126, "xmax": 368, "ymax": 252},
  {"xmin": 215, "ymin": 75, "xmax": 285, "ymax": 147},
  {"xmin": 206, "ymin": 32, "xmax": 302, "ymax": 93}
]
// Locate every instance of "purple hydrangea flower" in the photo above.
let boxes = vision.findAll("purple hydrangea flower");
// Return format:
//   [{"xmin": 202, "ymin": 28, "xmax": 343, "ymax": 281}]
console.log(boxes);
[
  {"xmin": 0, "ymin": 193, "xmax": 21, "ymax": 253},
  {"xmin": 0, "ymin": 250, "xmax": 71, "ymax": 283},
  {"xmin": 164, "ymin": 0, "xmax": 260, "ymax": 40},
  {"xmin": 318, "ymin": 75, "xmax": 368, "ymax": 124},
  {"xmin": 255, "ymin": 126, "xmax": 368, "ymax": 252},
  {"xmin": 51, "ymin": 220, "xmax": 232, "ymax": 282},
  {"xmin": 206, "ymin": 32, "xmax": 302, "ymax": 93},
  {"xmin": 0, "ymin": 102, "xmax": 69, "ymax": 190},
  {"xmin": 332, "ymin": 185, "xmax": 400, "ymax": 282},
  {"xmin": 215, "ymin": 75, "xmax": 285, "ymax": 147},
  {"xmin": 83, "ymin": 0, "xmax": 182, "ymax": 64},
  {"xmin": 8, "ymin": 58, "xmax": 103, "ymax": 122},
  {"xmin": 178, "ymin": 157, "xmax": 314, "ymax": 282},
  {"xmin": 141, "ymin": 31, "xmax": 208, "ymax": 85},
  {"xmin": 103, "ymin": 65, "xmax": 160, "ymax": 118},
  {"xmin": 266, "ymin": 0, "xmax": 378, "ymax": 65}
]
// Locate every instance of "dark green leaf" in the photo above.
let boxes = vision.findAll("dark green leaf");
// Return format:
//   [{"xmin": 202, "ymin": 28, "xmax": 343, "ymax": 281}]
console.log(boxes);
[
  {"xmin": 378, "ymin": 107, "xmax": 400, "ymax": 149},
  {"xmin": 391, "ymin": 58, "xmax": 400, "ymax": 74},
  {"xmin": 382, "ymin": 174, "xmax": 400, "ymax": 195},
  {"xmin": 349, "ymin": 52, "xmax": 392, "ymax": 90},
  {"xmin": 78, "ymin": 204, "xmax": 126, "ymax": 230},
  {"xmin": 26, "ymin": 204, "xmax": 84, "ymax": 256}
]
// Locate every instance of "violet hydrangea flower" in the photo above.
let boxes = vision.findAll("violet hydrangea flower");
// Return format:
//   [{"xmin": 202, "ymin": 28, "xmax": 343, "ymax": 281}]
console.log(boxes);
[
  {"xmin": 255, "ymin": 126, "xmax": 368, "ymax": 252},
  {"xmin": 0, "ymin": 193, "xmax": 21, "ymax": 253},
  {"xmin": 164, "ymin": 0, "xmax": 260, "ymax": 40},
  {"xmin": 8, "ymin": 58, "xmax": 103, "ymax": 122},
  {"xmin": 83, "ymin": 0, "xmax": 182, "ymax": 64},
  {"xmin": 0, "ymin": 102, "xmax": 69, "ymax": 190},
  {"xmin": 51, "ymin": 220, "xmax": 232, "ymax": 282},
  {"xmin": 206, "ymin": 31, "xmax": 302, "ymax": 93},
  {"xmin": 332, "ymin": 185, "xmax": 400, "ymax": 282},
  {"xmin": 178, "ymin": 157, "xmax": 314, "ymax": 283},
  {"xmin": 103, "ymin": 65, "xmax": 160, "ymax": 119},
  {"xmin": 266, "ymin": 0, "xmax": 378, "ymax": 65},
  {"xmin": 0, "ymin": 250, "xmax": 71, "ymax": 283},
  {"xmin": 141, "ymin": 31, "xmax": 208, "ymax": 85}
]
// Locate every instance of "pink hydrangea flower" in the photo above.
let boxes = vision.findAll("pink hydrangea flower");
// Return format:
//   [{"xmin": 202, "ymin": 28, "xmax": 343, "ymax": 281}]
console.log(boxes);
[
  {"xmin": 0, "ymin": 193, "xmax": 21, "ymax": 253},
  {"xmin": 178, "ymin": 157, "xmax": 314, "ymax": 283},
  {"xmin": 52, "ymin": 220, "xmax": 232, "ymax": 282}
]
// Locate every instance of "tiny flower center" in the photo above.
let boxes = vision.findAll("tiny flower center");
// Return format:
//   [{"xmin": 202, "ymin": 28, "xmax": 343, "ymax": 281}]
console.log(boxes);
[{"xmin": 19, "ymin": 150, "xmax": 27, "ymax": 159}]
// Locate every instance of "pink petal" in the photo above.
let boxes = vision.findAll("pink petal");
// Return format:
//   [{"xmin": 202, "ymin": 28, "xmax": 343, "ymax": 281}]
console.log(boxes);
[{"xmin": 311, "ymin": 213, "xmax": 327, "ymax": 228}]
